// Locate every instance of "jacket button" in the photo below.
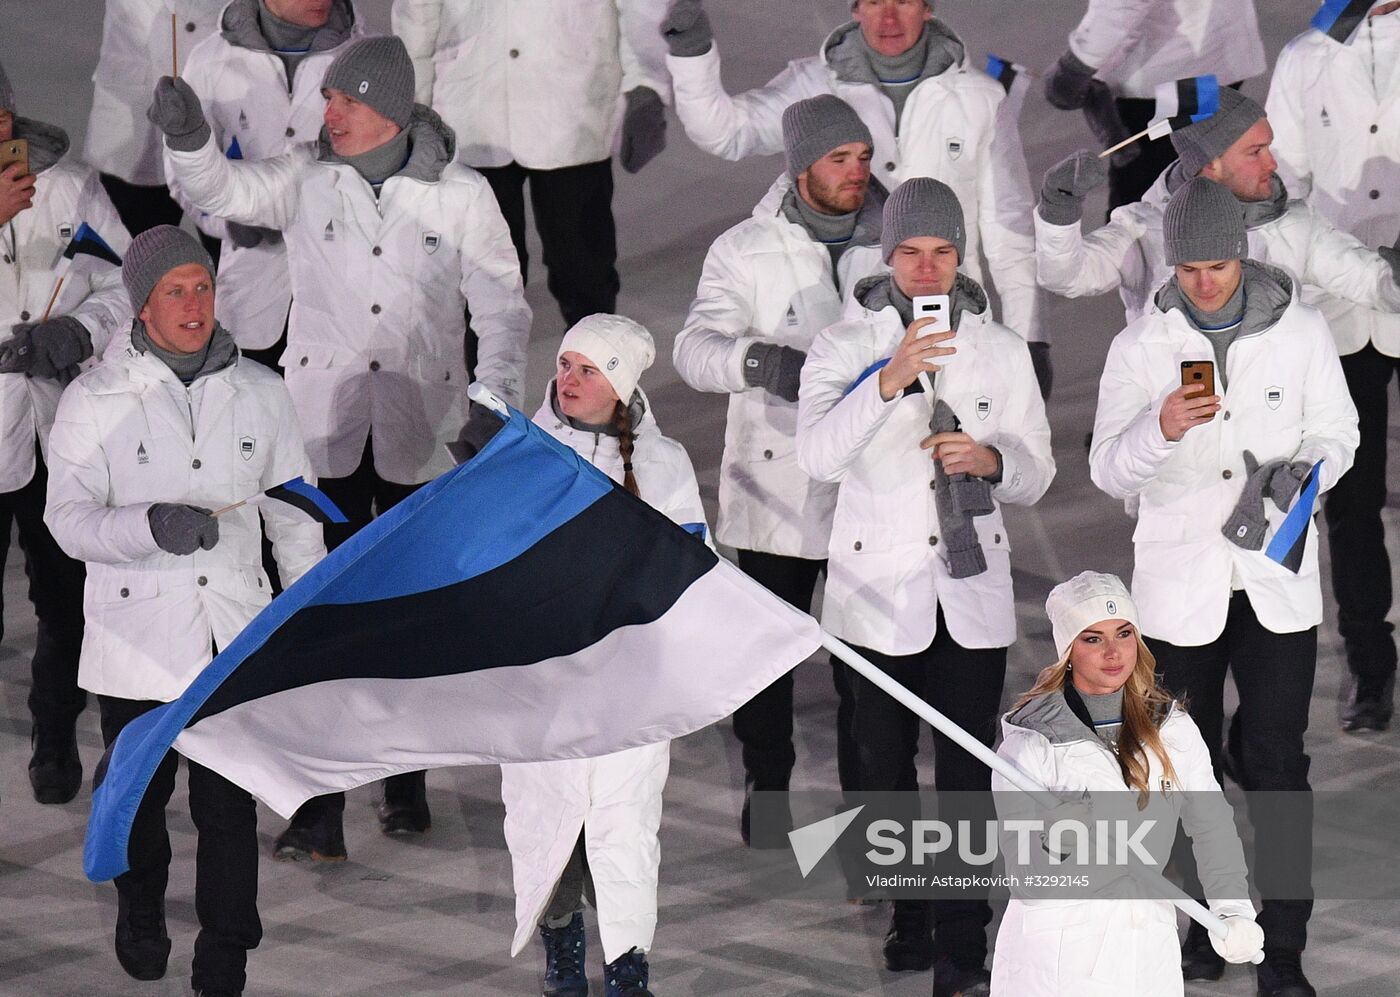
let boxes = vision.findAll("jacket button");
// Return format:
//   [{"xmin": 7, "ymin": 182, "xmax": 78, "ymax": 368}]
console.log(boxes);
[
  {"xmin": 929, "ymin": 480, "xmax": 936, "ymax": 490},
  {"xmin": 197, "ymin": 575, "xmax": 207, "ymax": 586},
  {"xmin": 884, "ymin": 161, "xmax": 896, "ymax": 172},
  {"xmin": 372, "ymin": 246, "xmax": 382, "ymax": 256},
  {"xmin": 1222, "ymin": 469, "xmax": 1233, "ymax": 480},
  {"xmin": 994, "ymin": 533, "xmax": 1002, "ymax": 543},
  {"xmin": 509, "ymin": 48, "xmax": 520, "ymax": 58},
  {"xmin": 19, "ymin": 310, "xmax": 29, "ymax": 321},
  {"xmin": 763, "ymin": 449, "xmax": 773, "ymax": 459},
  {"xmin": 2, "ymin": 255, "xmax": 9, "ymax": 264},
  {"xmin": 257, "ymin": 577, "xmax": 263, "ymax": 587},
  {"xmin": 929, "ymin": 535, "xmax": 938, "ymax": 546},
  {"xmin": 120, "ymin": 587, "xmax": 129, "ymax": 598},
  {"xmin": 299, "ymin": 356, "xmax": 308, "ymax": 366},
  {"xmin": 191, "ymin": 458, "xmax": 201, "ymax": 469},
  {"xmin": 285, "ymin": 126, "xmax": 295, "ymax": 138},
  {"xmin": 369, "ymin": 360, "xmax": 381, "ymax": 371},
  {"xmin": 1372, "ymin": 124, "xmax": 1380, "ymax": 134},
  {"xmin": 370, "ymin": 303, "xmax": 381, "ymax": 314},
  {"xmin": 853, "ymin": 540, "xmax": 862, "ymax": 551},
  {"xmin": 1223, "ymin": 411, "xmax": 1231, "ymax": 421},
  {"xmin": 185, "ymin": 21, "xmax": 196, "ymax": 31},
  {"xmin": 1370, "ymin": 189, "xmax": 1381, "ymax": 199}
]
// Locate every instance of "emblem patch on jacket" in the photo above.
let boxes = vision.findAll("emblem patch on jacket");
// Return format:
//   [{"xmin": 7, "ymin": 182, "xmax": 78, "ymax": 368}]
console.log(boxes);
[
  {"xmin": 947, "ymin": 137, "xmax": 963, "ymax": 160},
  {"xmin": 239, "ymin": 436, "xmax": 256, "ymax": 461},
  {"xmin": 1266, "ymin": 386, "xmax": 1283, "ymax": 410},
  {"xmin": 422, "ymin": 231, "xmax": 440, "ymax": 254},
  {"xmin": 1320, "ymin": 107, "xmax": 1330, "ymax": 128},
  {"xmin": 137, "ymin": 442, "xmax": 149, "ymax": 466},
  {"xmin": 785, "ymin": 304, "xmax": 798, "ymax": 326},
  {"xmin": 975, "ymin": 396, "xmax": 991, "ymax": 420},
  {"xmin": 57, "ymin": 223, "xmax": 74, "ymax": 241},
  {"xmin": 324, "ymin": 221, "xmax": 335, "ymax": 241}
]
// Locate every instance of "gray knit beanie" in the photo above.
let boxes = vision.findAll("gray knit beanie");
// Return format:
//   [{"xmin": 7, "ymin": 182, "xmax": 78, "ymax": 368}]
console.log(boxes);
[
  {"xmin": 881, "ymin": 176, "xmax": 965, "ymax": 263},
  {"xmin": 1170, "ymin": 87, "xmax": 1267, "ymax": 178},
  {"xmin": 123, "ymin": 225, "xmax": 216, "ymax": 315},
  {"xmin": 321, "ymin": 35, "xmax": 414, "ymax": 130},
  {"xmin": 781, "ymin": 95, "xmax": 872, "ymax": 179},
  {"xmin": 0, "ymin": 60, "xmax": 15, "ymax": 116},
  {"xmin": 1162, "ymin": 177, "xmax": 1248, "ymax": 266}
]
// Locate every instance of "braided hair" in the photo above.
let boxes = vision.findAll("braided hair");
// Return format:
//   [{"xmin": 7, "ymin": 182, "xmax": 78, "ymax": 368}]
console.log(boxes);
[{"xmin": 611, "ymin": 398, "xmax": 640, "ymax": 497}]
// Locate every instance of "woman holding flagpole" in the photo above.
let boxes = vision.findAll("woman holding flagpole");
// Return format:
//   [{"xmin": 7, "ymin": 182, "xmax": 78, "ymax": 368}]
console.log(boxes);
[
  {"xmin": 499, "ymin": 313, "xmax": 706, "ymax": 997},
  {"xmin": 990, "ymin": 570, "xmax": 1263, "ymax": 995}
]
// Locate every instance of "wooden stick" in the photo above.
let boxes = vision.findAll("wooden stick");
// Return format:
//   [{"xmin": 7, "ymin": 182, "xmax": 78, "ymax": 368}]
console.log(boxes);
[
  {"xmin": 171, "ymin": 13, "xmax": 178, "ymax": 78},
  {"xmin": 40, "ymin": 275, "xmax": 65, "ymax": 322},
  {"xmin": 211, "ymin": 498, "xmax": 248, "ymax": 517},
  {"xmin": 1099, "ymin": 125, "xmax": 1153, "ymax": 159}
]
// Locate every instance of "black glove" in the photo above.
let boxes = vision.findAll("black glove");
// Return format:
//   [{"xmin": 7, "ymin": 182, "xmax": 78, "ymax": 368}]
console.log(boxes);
[
  {"xmin": 661, "ymin": 0, "xmax": 713, "ymax": 58},
  {"xmin": 225, "ymin": 221, "xmax": 282, "ymax": 249},
  {"xmin": 148, "ymin": 76, "xmax": 211, "ymax": 152},
  {"xmin": 147, "ymin": 503, "xmax": 220, "ymax": 555},
  {"xmin": 1082, "ymin": 80, "xmax": 1141, "ymax": 169},
  {"xmin": 1027, "ymin": 341, "xmax": 1052, "ymax": 400},
  {"xmin": 743, "ymin": 341, "xmax": 805, "ymax": 403},
  {"xmin": 446, "ymin": 401, "xmax": 506, "ymax": 464},
  {"xmin": 1044, "ymin": 50, "xmax": 1097, "ymax": 111},
  {"xmin": 620, "ymin": 87, "xmax": 667, "ymax": 174},
  {"xmin": 0, "ymin": 317, "xmax": 93, "ymax": 379},
  {"xmin": 1037, "ymin": 150, "xmax": 1108, "ymax": 226}
]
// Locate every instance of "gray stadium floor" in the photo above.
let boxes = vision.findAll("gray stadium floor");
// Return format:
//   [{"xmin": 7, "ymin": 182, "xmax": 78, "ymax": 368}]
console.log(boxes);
[{"xmin": 1, "ymin": 1, "xmax": 1397, "ymax": 994}]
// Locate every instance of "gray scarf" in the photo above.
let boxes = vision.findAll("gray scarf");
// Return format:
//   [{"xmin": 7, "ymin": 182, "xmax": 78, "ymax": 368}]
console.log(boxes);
[
  {"xmin": 335, "ymin": 127, "xmax": 411, "ymax": 189},
  {"xmin": 930, "ymin": 398, "xmax": 994, "ymax": 578},
  {"xmin": 1080, "ymin": 688, "xmax": 1124, "ymax": 750},
  {"xmin": 131, "ymin": 320, "xmax": 239, "ymax": 385},
  {"xmin": 1240, "ymin": 174, "xmax": 1288, "ymax": 229}
]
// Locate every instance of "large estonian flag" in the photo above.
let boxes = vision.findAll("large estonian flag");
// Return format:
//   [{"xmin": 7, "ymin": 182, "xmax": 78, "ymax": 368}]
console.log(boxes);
[
  {"xmin": 85, "ymin": 405, "xmax": 822, "ymax": 882},
  {"xmin": 1311, "ymin": 0, "xmax": 1375, "ymax": 44},
  {"xmin": 1146, "ymin": 75, "xmax": 1221, "ymax": 141}
]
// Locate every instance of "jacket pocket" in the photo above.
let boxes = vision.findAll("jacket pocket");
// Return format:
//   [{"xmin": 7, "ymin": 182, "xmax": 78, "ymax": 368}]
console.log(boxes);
[{"xmin": 92, "ymin": 571, "xmax": 160, "ymax": 604}]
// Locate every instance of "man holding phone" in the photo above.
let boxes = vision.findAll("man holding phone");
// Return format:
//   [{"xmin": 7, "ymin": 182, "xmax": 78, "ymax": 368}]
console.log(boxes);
[
  {"xmin": 1089, "ymin": 177, "xmax": 1359, "ymax": 995},
  {"xmin": 797, "ymin": 177, "xmax": 1053, "ymax": 991}
]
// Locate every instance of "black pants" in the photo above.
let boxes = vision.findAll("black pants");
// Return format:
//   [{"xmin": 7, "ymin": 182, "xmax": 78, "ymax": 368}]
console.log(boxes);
[
  {"xmin": 1148, "ymin": 591, "xmax": 1316, "ymax": 952},
  {"xmin": 730, "ymin": 550, "xmax": 858, "ymax": 792},
  {"xmin": 1324, "ymin": 344, "xmax": 1399, "ymax": 691},
  {"xmin": 99, "ymin": 695, "xmax": 261, "ymax": 992},
  {"xmin": 848, "ymin": 616, "xmax": 1007, "ymax": 965},
  {"xmin": 478, "ymin": 158, "xmax": 619, "ymax": 329},
  {"xmin": 0, "ymin": 446, "xmax": 86, "ymax": 734},
  {"xmin": 288, "ymin": 437, "xmax": 423, "ymax": 826},
  {"xmin": 1109, "ymin": 82, "xmax": 1244, "ymax": 213}
]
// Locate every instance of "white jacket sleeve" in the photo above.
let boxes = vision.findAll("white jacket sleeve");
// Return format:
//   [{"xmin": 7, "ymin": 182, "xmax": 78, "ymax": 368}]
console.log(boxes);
[
  {"xmin": 666, "ymin": 45, "xmax": 814, "ymax": 161},
  {"xmin": 69, "ymin": 173, "xmax": 135, "ymax": 358},
  {"xmin": 1298, "ymin": 204, "xmax": 1400, "ymax": 314},
  {"xmin": 1172, "ymin": 712, "xmax": 1255, "ymax": 921},
  {"xmin": 44, "ymin": 387, "xmax": 161, "ymax": 564},
  {"xmin": 1292, "ymin": 315, "xmax": 1359, "ymax": 494},
  {"xmin": 392, "ymin": 0, "xmax": 444, "ymax": 106},
  {"xmin": 617, "ymin": 0, "xmax": 673, "ymax": 103},
  {"xmin": 653, "ymin": 442, "xmax": 709, "ymax": 533},
  {"xmin": 1089, "ymin": 334, "xmax": 1177, "ymax": 499},
  {"xmin": 672, "ymin": 235, "xmax": 762, "ymax": 394},
  {"xmin": 458, "ymin": 178, "xmax": 531, "ymax": 409},
  {"xmin": 1034, "ymin": 204, "xmax": 1143, "ymax": 299},
  {"xmin": 164, "ymin": 134, "xmax": 305, "ymax": 231},
  {"xmin": 259, "ymin": 385, "xmax": 326, "ymax": 589},
  {"xmin": 984, "ymin": 341, "xmax": 1055, "ymax": 507},
  {"xmin": 168, "ymin": 54, "xmax": 232, "ymax": 241},
  {"xmin": 796, "ymin": 327, "xmax": 900, "ymax": 483},
  {"xmin": 1067, "ymin": 0, "xmax": 1155, "ymax": 75},
  {"xmin": 1263, "ymin": 44, "xmax": 1313, "ymax": 201},
  {"xmin": 978, "ymin": 96, "xmax": 1041, "ymax": 340}
]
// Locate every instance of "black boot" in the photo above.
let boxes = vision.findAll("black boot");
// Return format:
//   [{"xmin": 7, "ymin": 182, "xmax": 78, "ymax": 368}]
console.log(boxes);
[
  {"xmin": 739, "ymin": 776, "xmax": 791, "ymax": 849},
  {"xmin": 273, "ymin": 811, "xmax": 347, "ymax": 862},
  {"xmin": 1181, "ymin": 919, "xmax": 1225, "ymax": 980},
  {"xmin": 1255, "ymin": 948, "xmax": 1316, "ymax": 997},
  {"xmin": 1341, "ymin": 674, "xmax": 1394, "ymax": 733},
  {"xmin": 932, "ymin": 957, "xmax": 991, "ymax": 996},
  {"xmin": 29, "ymin": 723, "xmax": 82, "ymax": 804},
  {"xmin": 882, "ymin": 899, "xmax": 933, "ymax": 972},
  {"xmin": 114, "ymin": 894, "xmax": 170, "ymax": 981},
  {"xmin": 378, "ymin": 772, "xmax": 431, "ymax": 836}
]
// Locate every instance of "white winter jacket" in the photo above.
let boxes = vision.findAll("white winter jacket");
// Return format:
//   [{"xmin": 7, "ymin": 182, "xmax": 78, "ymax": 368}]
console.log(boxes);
[
  {"xmin": 991, "ymin": 689, "xmax": 1254, "ymax": 996},
  {"xmin": 796, "ymin": 276, "xmax": 1054, "ymax": 655},
  {"xmin": 1067, "ymin": 0, "xmax": 1265, "ymax": 99},
  {"xmin": 44, "ymin": 343, "xmax": 324, "ymax": 702},
  {"xmin": 392, "ymin": 0, "xmax": 671, "ymax": 170},
  {"xmin": 85, "ymin": 0, "xmax": 224, "ymax": 186},
  {"xmin": 1267, "ymin": 14, "xmax": 1400, "ymax": 358},
  {"xmin": 172, "ymin": 0, "xmax": 363, "ymax": 350},
  {"xmin": 1035, "ymin": 164, "xmax": 1400, "ymax": 337},
  {"xmin": 0, "ymin": 122, "xmax": 133, "ymax": 495},
  {"xmin": 1089, "ymin": 266, "xmax": 1359, "ymax": 646},
  {"xmin": 163, "ymin": 110, "xmax": 531, "ymax": 485},
  {"xmin": 667, "ymin": 20, "xmax": 1041, "ymax": 341},
  {"xmin": 673, "ymin": 174, "xmax": 883, "ymax": 559},
  {"xmin": 499, "ymin": 388, "xmax": 706, "ymax": 963}
]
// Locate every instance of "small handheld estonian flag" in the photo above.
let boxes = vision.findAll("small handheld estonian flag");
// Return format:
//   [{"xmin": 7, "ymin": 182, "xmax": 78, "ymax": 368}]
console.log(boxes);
[
  {"xmin": 245, "ymin": 476, "xmax": 348, "ymax": 526},
  {"xmin": 1264, "ymin": 460, "xmax": 1324, "ymax": 574},
  {"xmin": 54, "ymin": 223, "xmax": 122, "ymax": 277},
  {"xmin": 1311, "ymin": 0, "xmax": 1375, "ymax": 44},
  {"xmin": 1146, "ymin": 75, "xmax": 1221, "ymax": 141},
  {"xmin": 985, "ymin": 54, "xmax": 1026, "ymax": 95}
]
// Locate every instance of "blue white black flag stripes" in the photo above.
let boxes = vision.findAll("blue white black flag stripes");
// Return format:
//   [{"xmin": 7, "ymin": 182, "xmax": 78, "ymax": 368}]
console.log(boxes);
[
  {"xmin": 1146, "ymin": 75, "xmax": 1221, "ymax": 140},
  {"xmin": 85, "ymin": 406, "xmax": 821, "ymax": 882},
  {"xmin": 1311, "ymin": 0, "xmax": 1374, "ymax": 44},
  {"xmin": 54, "ymin": 222, "xmax": 122, "ymax": 277},
  {"xmin": 245, "ymin": 476, "xmax": 348, "ymax": 525},
  {"xmin": 1265, "ymin": 459, "xmax": 1324, "ymax": 574}
]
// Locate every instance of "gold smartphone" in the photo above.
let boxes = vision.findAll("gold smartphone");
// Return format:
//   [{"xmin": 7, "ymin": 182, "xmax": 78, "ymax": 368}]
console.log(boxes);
[
  {"xmin": 1181, "ymin": 360, "xmax": 1215, "ymax": 400},
  {"xmin": 0, "ymin": 138, "xmax": 30, "ymax": 176}
]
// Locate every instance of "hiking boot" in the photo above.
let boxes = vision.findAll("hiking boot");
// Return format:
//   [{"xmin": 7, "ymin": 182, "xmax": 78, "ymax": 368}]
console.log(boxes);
[
  {"xmin": 1256, "ymin": 948, "xmax": 1316, "ymax": 996},
  {"xmin": 29, "ymin": 724, "xmax": 82, "ymax": 804},
  {"xmin": 273, "ymin": 814, "xmax": 347, "ymax": 862},
  {"xmin": 114, "ymin": 894, "xmax": 170, "ymax": 981},
  {"xmin": 378, "ymin": 774, "xmax": 431, "ymax": 836},
  {"xmin": 882, "ymin": 900, "xmax": 933, "ymax": 972},
  {"xmin": 603, "ymin": 947, "xmax": 653, "ymax": 997},
  {"xmin": 932, "ymin": 957, "xmax": 991, "ymax": 997},
  {"xmin": 540, "ymin": 912, "xmax": 588, "ymax": 996},
  {"xmin": 1342, "ymin": 675, "xmax": 1394, "ymax": 733}
]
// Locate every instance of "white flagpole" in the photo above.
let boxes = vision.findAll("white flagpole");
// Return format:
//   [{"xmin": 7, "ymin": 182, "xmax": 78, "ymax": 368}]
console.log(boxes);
[{"xmin": 820, "ymin": 631, "xmax": 1262, "ymax": 962}]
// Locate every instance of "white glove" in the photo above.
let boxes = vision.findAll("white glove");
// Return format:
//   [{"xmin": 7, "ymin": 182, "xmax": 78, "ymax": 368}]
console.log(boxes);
[{"xmin": 1210, "ymin": 915, "xmax": 1264, "ymax": 964}]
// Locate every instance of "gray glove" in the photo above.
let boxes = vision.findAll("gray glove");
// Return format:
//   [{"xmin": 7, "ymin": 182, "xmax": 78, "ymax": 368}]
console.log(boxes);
[
  {"xmin": 1263, "ymin": 458, "xmax": 1312, "ymax": 512},
  {"xmin": 1038, "ymin": 150, "xmax": 1108, "ymax": 226},
  {"xmin": 1027, "ymin": 341, "xmax": 1052, "ymax": 400},
  {"xmin": 1083, "ymin": 79, "xmax": 1141, "ymax": 169},
  {"xmin": 1044, "ymin": 50, "xmax": 1097, "ymax": 111},
  {"xmin": 1222, "ymin": 450, "xmax": 1287, "ymax": 550},
  {"xmin": 0, "ymin": 317, "xmax": 93, "ymax": 379},
  {"xmin": 225, "ymin": 221, "xmax": 282, "ymax": 249},
  {"xmin": 620, "ymin": 87, "xmax": 667, "ymax": 174},
  {"xmin": 661, "ymin": 0, "xmax": 713, "ymax": 58},
  {"xmin": 446, "ymin": 401, "xmax": 506, "ymax": 464},
  {"xmin": 148, "ymin": 76, "xmax": 211, "ymax": 152},
  {"xmin": 743, "ymin": 341, "xmax": 805, "ymax": 403},
  {"xmin": 148, "ymin": 503, "xmax": 220, "ymax": 555}
]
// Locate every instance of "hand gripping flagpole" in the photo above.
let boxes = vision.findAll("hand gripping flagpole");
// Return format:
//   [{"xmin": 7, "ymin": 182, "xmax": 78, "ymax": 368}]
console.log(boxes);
[{"xmin": 820, "ymin": 631, "xmax": 1263, "ymax": 964}]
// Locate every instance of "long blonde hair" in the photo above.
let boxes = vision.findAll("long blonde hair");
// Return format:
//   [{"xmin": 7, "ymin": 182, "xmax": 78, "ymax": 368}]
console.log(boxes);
[{"xmin": 1014, "ymin": 633, "xmax": 1180, "ymax": 809}]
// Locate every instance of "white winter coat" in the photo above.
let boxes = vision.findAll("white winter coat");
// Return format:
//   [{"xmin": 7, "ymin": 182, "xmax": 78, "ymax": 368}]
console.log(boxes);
[
  {"xmin": 163, "ymin": 112, "xmax": 531, "ymax": 485},
  {"xmin": 1089, "ymin": 268, "xmax": 1359, "ymax": 646},
  {"xmin": 796, "ymin": 277, "xmax": 1054, "ymax": 655},
  {"xmin": 392, "ymin": 0, "xmax": 671, "ymax": 170},
  {"xmin": 990, "ymin": 689, "xmax": 1254, "ymax": 996},
  {"xmin": 1066, "ymin": 0, "xmax": 1265, "ymax": 99},
  {"xmin": 666, "ymin": 20, "xmax": 1041, "ymax": 341},
  {"xmin": 499, "ymin": 389, "xmax": 706, "ymax": 963},
  {"xmin": 1267, "ymin": 14, "xmax": 1400, "ymax": 358},
  {"xmin": 85, "ymin": 0, "xmax": 224, "ymax": 186},
  {"xmin": 44, "ymin": 344, "xmax": 324, "ymax": 702},
  {"xmin": 171, "ymin": 0, "xmax": 363, "ymax": 350},
  {"xmin": 0, "ymin": 124, "xmax": 132, "ymax": 495},
  {"xmin": 673, "ymin": 175, "xmax": 883, "ymax": 559},
  {"xmin": 1035, "ymin": 165, "xmax": 1400, "ymax": 335}
]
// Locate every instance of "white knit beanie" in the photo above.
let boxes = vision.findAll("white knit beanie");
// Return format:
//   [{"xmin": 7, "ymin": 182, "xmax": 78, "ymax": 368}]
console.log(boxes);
[
  {"xmin": 1045, "ymin": 571, "xmax": 1139, "ymax": 660},
  {"xmin": 557, "ymin": 314, "xmax": 656, "ymax": 404}
]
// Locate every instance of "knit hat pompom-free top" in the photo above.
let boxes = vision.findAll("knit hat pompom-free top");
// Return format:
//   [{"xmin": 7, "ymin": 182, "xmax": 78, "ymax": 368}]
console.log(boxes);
[
  {"xmin": 881, "ymin": 176, "xmax": 966, "ymax": 263},
  {"xmin": 781, "ymin": 94, "xmax": 872, "ymax": 180},
  {"xmin": 557, "ymin": 314, "xmax": 656, "ymax": 405},
  {"xmin": 321, "ymin": 35, "xmax": 415, "ymax": 129},
  {"xmin": 122, "ymin": 225, "xmax": 216, "ymax": 316},
  {"xmin": 1045, "ymin": 571, "xmax": 1140, "ymax": 661},
  {"xmin": 1162, "ymin": 176, "xmax": 1248, "ymax": 266},
  {"xmin": 1169, "ymin": 86, "xmax": 1267, "ymax": 179}
]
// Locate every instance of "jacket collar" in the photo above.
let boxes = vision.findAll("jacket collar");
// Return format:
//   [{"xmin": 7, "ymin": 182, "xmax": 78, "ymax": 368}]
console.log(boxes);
[
  {"xmin": 1148, "ymin": 259, "xmax": 1296, "ymax": 343},
  {"xmin": 849, "ymin": 271, "xmax": 990, "ymax": 331},
  {"xmin": 819, "ymin": 18, "xmax": 967, "ymax": 86},
  {"xmin": 220, "ymin": 0, "xmax": 356, "ymax": 54},
  {"xmin": 760, "ymin": 172, "xmax": 888, "ymax": 247},
  {"xmin": 317, "ymin": 104, "xmax": 456, "ymax": 185}
]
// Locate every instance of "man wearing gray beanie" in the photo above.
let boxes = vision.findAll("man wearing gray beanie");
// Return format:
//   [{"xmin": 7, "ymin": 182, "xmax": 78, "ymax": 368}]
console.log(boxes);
[
  {"xmin": 151, "ymin": 33, "xmax": 531, "ymax": 857},
  {"xmin": 45, "ymin": 222, "xmax": 324, "ymax": 996},
  {"xmin": 1091, "ymin": 174, "xmax": 1360, "ymax": 997},
  {"xmin": 795, "ymin": 175, "xmax": 1053, "ymax": 990},
  {"xmin": 674, "ymin": 91, "xmax": 883, "ymax": 856},
  {"xmin": 0, "ymin": 57, "xmax": 132, "ymax": 809}
]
